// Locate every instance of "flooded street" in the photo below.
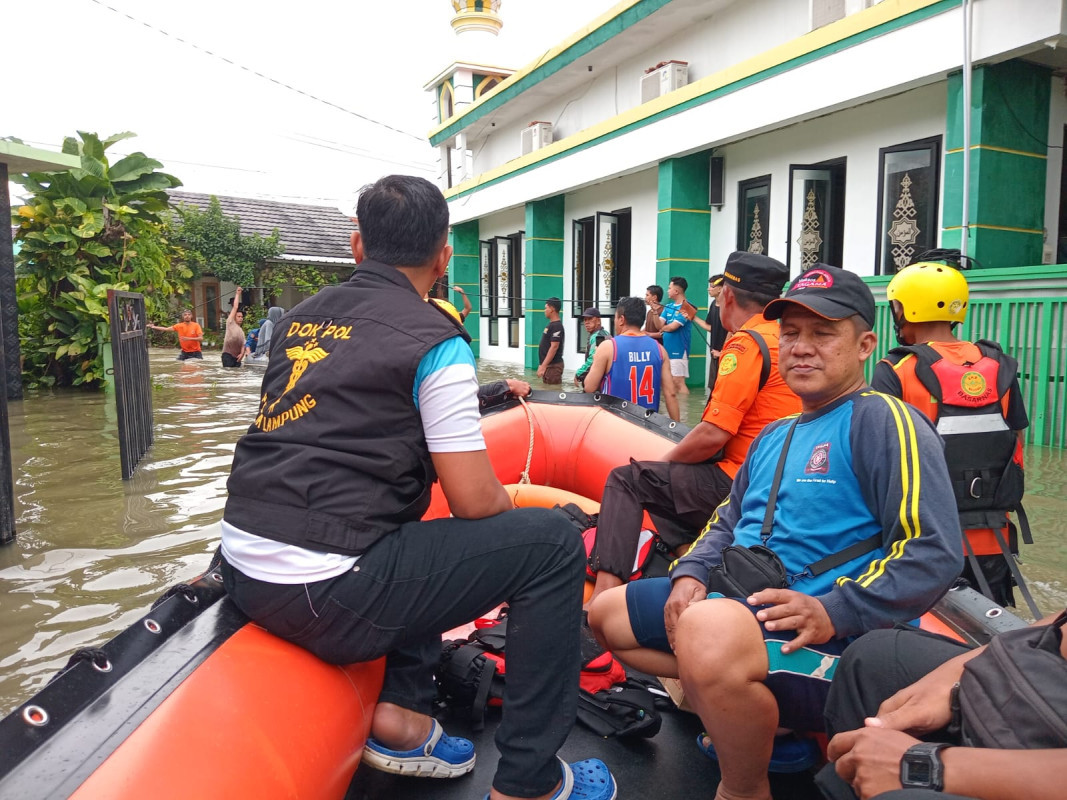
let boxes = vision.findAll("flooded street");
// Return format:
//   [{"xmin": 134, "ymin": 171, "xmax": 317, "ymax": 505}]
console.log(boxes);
[{"xmin": 0, "ymin": 351, "xmax": 1065, "ymax": 716}]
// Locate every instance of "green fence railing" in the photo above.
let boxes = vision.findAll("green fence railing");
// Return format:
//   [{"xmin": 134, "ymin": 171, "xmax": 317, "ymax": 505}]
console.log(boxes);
[{"xmin": 864, "ymin": 265, "xmax": 1067, "ymax": 450}]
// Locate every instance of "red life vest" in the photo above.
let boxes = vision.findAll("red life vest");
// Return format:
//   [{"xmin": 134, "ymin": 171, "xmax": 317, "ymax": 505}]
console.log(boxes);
[{"xmin": 886, "ymin": 341, "xmax": 1023, "ymax": 530}]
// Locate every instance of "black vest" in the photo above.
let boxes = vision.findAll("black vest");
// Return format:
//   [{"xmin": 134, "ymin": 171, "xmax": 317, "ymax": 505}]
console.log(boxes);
[
  {"xmin": 224, "ymin": 259, "xmax": 471, "ymax": 556},
  {"xmin": 885, "ymin": 340, "xmax": 1023, "ymax": 529}
]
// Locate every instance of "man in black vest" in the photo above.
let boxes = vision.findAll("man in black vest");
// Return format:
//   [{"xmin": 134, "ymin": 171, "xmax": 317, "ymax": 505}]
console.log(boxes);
[{"xmin": 220, "ymin": 176, "xmax": 615, "ymax": 800}]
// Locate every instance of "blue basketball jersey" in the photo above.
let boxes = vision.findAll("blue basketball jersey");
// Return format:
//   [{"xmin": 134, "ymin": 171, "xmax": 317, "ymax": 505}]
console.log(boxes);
[{"xmin": 602, "ymin": 335, "xmax": 662, "ymax": 410}]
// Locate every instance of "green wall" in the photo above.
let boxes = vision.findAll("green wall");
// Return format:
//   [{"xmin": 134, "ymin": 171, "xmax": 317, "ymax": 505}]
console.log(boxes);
[
  {"xmin": 943, "ymin": 60, "xmax": 1051, "ymax": 268},
  {"xmin": 524, "ymin": 196, "xmax": 566, "ymax": 370},
  {"xmin": 657, "ymin": 152, "xmax": 712, "ymax": 387}
]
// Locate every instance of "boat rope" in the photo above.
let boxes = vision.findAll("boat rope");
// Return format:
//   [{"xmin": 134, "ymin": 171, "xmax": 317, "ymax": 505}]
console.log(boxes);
[
  {"xmin": 150, "ymin": 583, "xmax": 198, "ymax": 610},
  {"xmin": 517, "ymin": 395, "xmax": 535, "ymax": 485},
  {"xmin": 47, "ymin": 647, "xmax": 111, "ymax": 684}
]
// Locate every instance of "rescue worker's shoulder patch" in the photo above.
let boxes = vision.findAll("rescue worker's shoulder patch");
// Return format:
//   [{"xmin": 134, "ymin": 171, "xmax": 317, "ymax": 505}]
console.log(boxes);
[{"xmin": 719, "ymin": 353, "xmax": 739, "ymax": 375}]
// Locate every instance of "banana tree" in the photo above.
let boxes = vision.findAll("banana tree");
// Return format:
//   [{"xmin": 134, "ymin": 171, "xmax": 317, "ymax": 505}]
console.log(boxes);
[{"xmin": 12, "ymin": 131, "xmax": 190, "ymax": 388}]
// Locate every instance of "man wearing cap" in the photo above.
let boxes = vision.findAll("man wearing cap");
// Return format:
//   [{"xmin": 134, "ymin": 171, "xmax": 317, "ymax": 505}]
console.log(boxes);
[
  {"xmin": 585, "ymin": 253, "xmax": 801, "ymax": 604},
  {"xmin": 574, "ymin": 308, "xmax": 612, "ymax": 390},
  {"xmin": 582, "ymin": 296, "xmax": 679, "ymax": 421},
  {"xmin": 589, "ymin": 265, "xmax": 962, "ymax": 800}
]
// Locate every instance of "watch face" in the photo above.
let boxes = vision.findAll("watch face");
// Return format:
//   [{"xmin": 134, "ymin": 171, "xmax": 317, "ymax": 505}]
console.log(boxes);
[{"xmin": 905, "ymin": 759, "xmax": 932, "ymax": 785}]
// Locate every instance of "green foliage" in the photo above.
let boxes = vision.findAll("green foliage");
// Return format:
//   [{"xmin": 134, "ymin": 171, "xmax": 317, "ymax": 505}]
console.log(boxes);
[
  {"xmin": 12, "ymin": 131, "xmax": 189, "ymax": 388},
  {"xmin": 260, "ymin": 262, "xmax": 341, "ymax": 302},
  {"xmin": 169, "ymin": 196, "xmax": 283, "ymax": 287}
]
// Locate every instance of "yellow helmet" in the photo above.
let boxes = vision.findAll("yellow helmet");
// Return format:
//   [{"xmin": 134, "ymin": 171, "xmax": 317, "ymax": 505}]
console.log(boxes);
[
  {"xmin": 429, "ymin": 297, "xmax": 463, "ymax": 324},
  {"xmin": 886, "ymin": 262, "xmax": 969, "ymax": 324}
]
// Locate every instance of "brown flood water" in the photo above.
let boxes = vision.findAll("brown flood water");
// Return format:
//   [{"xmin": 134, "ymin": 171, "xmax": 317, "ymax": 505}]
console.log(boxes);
[{"xmin": 0, "ymin": 352, "xmax": 1065, "ymax": 716}]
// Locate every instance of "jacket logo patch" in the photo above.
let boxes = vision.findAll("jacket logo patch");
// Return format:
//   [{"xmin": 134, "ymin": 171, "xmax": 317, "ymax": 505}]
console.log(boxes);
[
  {"xmin": 805, "ymin": 442, "xmax": 831, "ymax": 474},
  {"xmin": 719, "ymin": 353, "xmax": 739, "ymax": 375},
  {"xmin": 960, "ymin": 371, "xmax": 987, "ymax": 398},
  {"xmin": 255, "ymin": 336, "xmax": 331, "ymax": 431}
]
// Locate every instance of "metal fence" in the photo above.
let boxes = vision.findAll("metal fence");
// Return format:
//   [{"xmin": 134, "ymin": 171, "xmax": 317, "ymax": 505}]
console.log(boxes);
[
  {"xmin": 866, "ymin": 265, "xmax": 1067, "ymax": 450},
  {"xmin": 108, "ymin": 291, "xmax": 154, "ymax": 479}
]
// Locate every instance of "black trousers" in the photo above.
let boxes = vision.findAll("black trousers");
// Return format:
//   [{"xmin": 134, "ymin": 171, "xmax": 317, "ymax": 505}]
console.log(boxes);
[
  {"xmin": 591, "ymin": 459, "xmax": 733, "ymax": 580},
  {"xmin": 222, "ymin": 506, "xmax": 585, "ymax": 798},
  {"xmin": 815, "ymin": 628, "xmax": 975, "ymax": 800}
]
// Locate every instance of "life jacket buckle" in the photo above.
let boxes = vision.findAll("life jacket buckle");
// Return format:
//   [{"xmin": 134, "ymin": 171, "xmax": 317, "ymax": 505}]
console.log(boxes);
[{"xmin": 969, "ymin": 476, "xmax": 983, "ymax": 499}]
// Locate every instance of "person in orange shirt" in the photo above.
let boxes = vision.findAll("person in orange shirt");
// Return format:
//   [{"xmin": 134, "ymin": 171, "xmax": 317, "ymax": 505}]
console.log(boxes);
[
  {"xmin": 872, "ymin": 261, "xmax": 1037, "ymax": 615},
  {"xmin": 586, "ymin": 252, "xmax": 801, "ymax": 604},
  {"xmin": 149, "ymin": 309, "xmax": 204, "ymax": 360}
]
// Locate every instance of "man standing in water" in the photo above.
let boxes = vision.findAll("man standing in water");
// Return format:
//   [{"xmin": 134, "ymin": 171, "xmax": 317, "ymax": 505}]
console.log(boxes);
[
  {"xmin": 221, "ymin": 175, "xmax": 616, "ymax": 800},
  {"xmin": 221, "ymin": 288, "xmax": 246, "ymax": 368},
  {"xmin": 537, "ymin": 296, "xmax": 565, "ymax": 385},
  {"xmin": 583, "ymin": 296, "xmax": 678, "ymax": 421},
  {"xmin": 149, "ymin": 309, "xmax": 203, "ymax": 360}
]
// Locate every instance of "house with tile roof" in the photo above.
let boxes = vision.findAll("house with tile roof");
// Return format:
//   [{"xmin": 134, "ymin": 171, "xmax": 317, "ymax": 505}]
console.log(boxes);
[{"xmin": 167, "ymin": 191, "xmax": 357, "ymax": 331}]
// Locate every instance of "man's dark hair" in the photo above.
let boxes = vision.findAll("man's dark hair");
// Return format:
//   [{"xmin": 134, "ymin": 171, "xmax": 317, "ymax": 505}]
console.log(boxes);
[
  {"xmin": 669, "ymin": 276, "xmax": 688, "ymax": 292},
  {"xmin": 646, "ymin": 285, "xmax": 663, "ymax": 302},
  {"xmin": 850, "ymin": 315, "xmax": 873, "ymax": 335},
  {"xmin": 731, "ymin": 286, "xmax": 779, "ymax": 313},
  {"xmin": 709, "ymin": 273, "xmax": 723, "ymax": 285},
  {"xmin": 616, "ymin": 296, "xmax": 646, "ymax": 327},
  {"xmin": 545, "ymin": 297, "xmax": 562, "ymax": 312},
  {"xmin": 356, "ymin": 175, "xmax": 450, "ymax": 267}
]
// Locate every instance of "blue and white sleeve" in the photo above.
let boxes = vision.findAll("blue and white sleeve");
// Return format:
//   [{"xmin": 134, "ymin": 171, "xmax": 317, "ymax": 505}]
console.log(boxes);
[{"xmin": 414, "ymin": 336, "xmax": 485, "ymax": 453}]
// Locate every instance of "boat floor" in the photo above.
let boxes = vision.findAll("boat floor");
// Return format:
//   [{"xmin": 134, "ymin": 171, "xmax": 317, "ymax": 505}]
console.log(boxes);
[{"xmin": 344, "ymin": 699, "xmax": 823, "ymax": 799}]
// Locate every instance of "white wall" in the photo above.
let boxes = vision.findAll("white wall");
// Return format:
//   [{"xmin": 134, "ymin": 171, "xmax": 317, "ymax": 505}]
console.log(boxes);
[{"xmin": 713, "ymin": 82, "xmax": 947, "ymax": 277}]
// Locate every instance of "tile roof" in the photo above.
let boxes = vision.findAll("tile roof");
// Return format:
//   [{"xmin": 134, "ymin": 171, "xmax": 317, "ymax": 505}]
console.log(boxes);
[{"xmin": 168, "ymin": 190, "xmax": 356, "ymax": 262}]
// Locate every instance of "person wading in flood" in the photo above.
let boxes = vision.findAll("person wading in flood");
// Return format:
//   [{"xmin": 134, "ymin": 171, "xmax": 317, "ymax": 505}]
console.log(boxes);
[{"xmin": 149, "ymin": 309, "xmax": 203, "ymax": 360}]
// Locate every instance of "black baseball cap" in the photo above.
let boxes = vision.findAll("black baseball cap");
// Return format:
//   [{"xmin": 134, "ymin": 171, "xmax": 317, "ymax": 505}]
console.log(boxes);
[
  {"xmin": 764, "ymin": 265, "xmax": 876, "ymax": 328},
  {"xmin": 721, "ymin": 252, "xmax": 789, "ymax": 296},
  {"xmin": 582, "ymin": 307, "xmax": 601, "ymax": 319}
]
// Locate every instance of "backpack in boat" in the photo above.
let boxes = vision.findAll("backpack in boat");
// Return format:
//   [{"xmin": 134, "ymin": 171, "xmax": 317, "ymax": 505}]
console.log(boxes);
[
  {"xmin": 435, "ymin": 611, "xmax": 629, "ymax": 731},
  {"xmin": 573, "ymin": 621, "xmax": 664, "ymax": 739},
  {"xmin": 955, "ymin": 609, "xmax": 1067, "ymax": 749}
]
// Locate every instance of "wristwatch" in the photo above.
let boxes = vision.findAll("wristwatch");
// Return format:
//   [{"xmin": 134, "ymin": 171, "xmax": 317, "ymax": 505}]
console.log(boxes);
[{"xmin": 899, "ymin": 742, "xmax": 951, "ymax": 791}]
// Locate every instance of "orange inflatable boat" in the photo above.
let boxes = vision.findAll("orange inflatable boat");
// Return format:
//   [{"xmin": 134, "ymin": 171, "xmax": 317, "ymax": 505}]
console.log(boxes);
[{"xmin": 0, "ymin": 391, "xmax": 1022, "ymax": 799}]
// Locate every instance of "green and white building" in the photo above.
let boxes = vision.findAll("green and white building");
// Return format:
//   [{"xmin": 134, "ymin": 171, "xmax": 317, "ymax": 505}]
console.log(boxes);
[{"xmin": 427, "ymin": 0, "xmax": 1067, "ymax": 444}]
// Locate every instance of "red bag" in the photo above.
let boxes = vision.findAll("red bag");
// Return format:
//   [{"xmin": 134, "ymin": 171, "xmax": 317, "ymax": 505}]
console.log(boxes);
[{"xmin": 583, "ymin": 527, "xmax": 673, "ymax": 581}]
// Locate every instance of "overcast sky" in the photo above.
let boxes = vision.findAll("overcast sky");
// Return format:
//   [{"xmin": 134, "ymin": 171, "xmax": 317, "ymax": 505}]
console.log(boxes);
[{"xmin": 4, "ymin": 0, "xmax": 619, "ymax": 211}]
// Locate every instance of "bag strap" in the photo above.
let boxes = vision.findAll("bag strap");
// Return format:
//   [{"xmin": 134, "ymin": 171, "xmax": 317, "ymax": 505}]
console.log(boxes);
[
  {"xmin": 760, "ymin": 417, "xmax": 800, "ymax": 545},
  {"xmin": 759, "ymin": 415, "xmax": 883, "ymax": 576},
  {"xmin": 745, "ymin": 329, "xmax": 772, "ymax": 391},
  {"xmin": 808, "ymin": 533, "xmax": 884, "ymax": 577},
  {"xmin": 991, "ymin": 522, "xmax": 1043, "ymax": 619}
]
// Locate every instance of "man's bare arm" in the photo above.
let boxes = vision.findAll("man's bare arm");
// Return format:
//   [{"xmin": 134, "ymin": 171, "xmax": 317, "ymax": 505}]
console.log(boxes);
[
  {"xmin": 663, "ymin": 421, "xmax": 730, "ymax": 462},
  {"xmin": 431, "ymin": 450, "xmax": 512, "ymax": 519},
  {"xmin": 583, "ymin": 340, "xmax": 613, "ymax": 393}
]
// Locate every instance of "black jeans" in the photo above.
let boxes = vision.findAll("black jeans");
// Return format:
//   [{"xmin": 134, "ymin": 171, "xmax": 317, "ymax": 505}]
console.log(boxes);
[
  {"xmin": 815, "ymin": 628, "xmax": 975, "ymax": 800},
  {"xmin": 221, "ymin": 506, "xmax": 585, "ymax": 798}
]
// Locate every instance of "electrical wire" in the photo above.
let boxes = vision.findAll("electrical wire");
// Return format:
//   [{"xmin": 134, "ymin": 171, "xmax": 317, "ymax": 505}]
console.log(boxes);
[{"xmin": 86, "ymin": 0, "xmax": 427, "ymax": 144}]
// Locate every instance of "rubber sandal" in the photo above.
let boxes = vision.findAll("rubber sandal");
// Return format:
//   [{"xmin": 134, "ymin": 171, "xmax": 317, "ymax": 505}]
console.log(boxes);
[
  {"xmin": 482, "ymin": 757, "xmax": 617, "ymax": 800},
  {"xmin": 697, "ymin": 731, "xmax": 818, "ymax": 774},
  {"xmin": 362, "ymin": 718, "xmax": 475, "ymax": 778}
]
